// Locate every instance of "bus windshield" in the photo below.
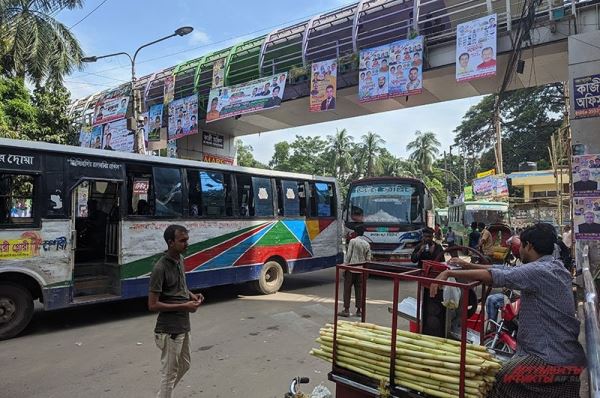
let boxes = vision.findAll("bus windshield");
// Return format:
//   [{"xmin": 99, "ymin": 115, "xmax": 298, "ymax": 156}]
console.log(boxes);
[
  {"xmin": 464, "ymin": 208, "xmax": 507, "ymax": 225},
  {"xmin": 348, "ymin": 183, "xmax": 421, "ymax": 223}
]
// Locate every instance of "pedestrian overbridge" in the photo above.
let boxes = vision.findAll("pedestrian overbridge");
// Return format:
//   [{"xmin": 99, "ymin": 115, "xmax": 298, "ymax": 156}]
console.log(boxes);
[{"xmin": 70, "ymin": 0, "xmax": 600, "ymax": 159}]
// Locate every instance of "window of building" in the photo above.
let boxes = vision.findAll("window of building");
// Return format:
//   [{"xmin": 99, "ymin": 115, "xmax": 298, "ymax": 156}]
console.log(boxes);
[
  {"xmin": 0, "ymin": 173, "xmax": 37, "ymax": 226},
  {"xmin": 310, "ymin": 182, "xmax": 335, "ymax": 217}
]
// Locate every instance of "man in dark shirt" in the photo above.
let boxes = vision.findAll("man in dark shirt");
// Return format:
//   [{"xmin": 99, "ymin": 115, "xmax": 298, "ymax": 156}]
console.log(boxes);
[
  {"xmin": 431, "ymin": 223, "xmax": 585, "ymax": 398},
  {"xmin": 149, "ymin": 225, "xmax": 204, "ymax": 398},
  {"xmin": 468, "ymin": 221, "xmax": 480, "ymax": 249},
  {"xmin": 574, "ymin": 168, "xmax": 598, "ymax": 192},
  {"xmin": 410, "ymin": 227, "xmax": 444, "ymax": 267},
  {"xmin": 578, "ymin": 211, "xmax": 600, "ymax": 234}
]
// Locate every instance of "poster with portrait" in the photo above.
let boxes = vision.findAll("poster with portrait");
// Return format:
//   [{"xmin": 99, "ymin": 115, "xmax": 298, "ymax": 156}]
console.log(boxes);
[
  {"xmin": 212, "ymin": 58, "xmax": 225, "ymax": 89},
  {"xmin": 358, "ymin": 43, "xmax": 390, "ymax": 102},
  {"xmin": 89, "ymin": 125, "xmax": 103, "ymax": 149},
  {"xmin": 473, "ymin": 174, "xmax": 508, "ymax": 198},
  {"xmin": 309, "ymin": 59, "xmax": 337, "ymax": 112},
  {"xmin": 163, "ymin": 75, "xmax": 175, "ymax": 105},
  {"xmin": 147, "ymin": 104, "xmax": 164, "ymax": 142},
  {"xmin": 99, "ymin": 119, "xmax": 134, "ymax": 153},
  {"xmin": 206, "ymin": 72, "xmax": 288, "ymax": 123},
  {"xmin": 167, "ymin": 94, "xmax": 199, "ymax": 140},
  {"xmin": 167, "ymin": 140, "xmax": 177, "ymax": 158},
  {"xmin": 388, "ymin": 36, "xmax": 424, "ymax": 97},
  {"xmin": 572, "ymin": 155, "xmax": 600, "ymax": 197},
  {"xmin": 139, "ymin": 112, "xmax": 149, "ymax": 143},
  {"xmin": 78, "ymin": 125, "xmax": 92, "ymax": 148},
  {"xmin": 92, "ymin": 96, "xmax": 129, "ymax": 126},
  {"xmin": 573, "ymin": 74, "xmax": 600, "ymax": 119},
  {"xmin": 573, "ymin": 198, "xmax": 600, "ymax": 240},
  {"xmin": 456, "ymin": 14, "xmax": 497, "ymax": 82}
]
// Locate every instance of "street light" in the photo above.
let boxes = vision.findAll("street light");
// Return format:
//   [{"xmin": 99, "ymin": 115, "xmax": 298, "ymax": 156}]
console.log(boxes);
[{"xmin": 81, "ymin": 26, "xmax": 194, "ymax": 154}]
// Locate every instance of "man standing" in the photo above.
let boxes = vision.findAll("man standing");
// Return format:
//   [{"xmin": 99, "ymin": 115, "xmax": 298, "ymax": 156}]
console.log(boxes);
[
  {"xmin": 338, "ymin": 225, "xmax": 371, "ymax": 318},
  {"xmin": 149, "ymin": 225, "xmax": 204, "ymax": 398},
  {"xmin": 445, "ymin": 226, "xmax": 457, "ymax": 257},
  {"xmin": 478, "ymin": 222, "xmax": 494, "ymax": 260},
  {"xmin": 468, "ymin": 221, "xmax": 481, "ymax": 250},
  {"xmin": 410, "ymin": 227, "xmax": 444, "ymax": 268},
  {"xmin": 430, "ymin": 223, "xmax": 585, "ymax": 397},
  {"xmin": 320, "ymin": 85, "xmax": 336, "ymax": 111}
]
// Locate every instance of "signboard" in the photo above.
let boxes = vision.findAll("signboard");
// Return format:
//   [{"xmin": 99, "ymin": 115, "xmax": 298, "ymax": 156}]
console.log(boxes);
[
  {"xmin": 96, "ymin": 119, "xmax": 134, "ymax": 153},
  {"xmin": 456, "ymin": 14, "xmax": 497, "ymax": 82},
  {"xmin": 573, "ymin": 74, "xmax": 600, "ymax": 118},
  {"xmin": 0, "ymin": 239, "xmax": 34, "ymax": 259},
  {"xmin": 147, "ymin": 104, "xmax": 164, "ymax": 142},
  {"xmin": 163, "ymin": 75, "xmax": 175, "ymax": 105},
  {"xmin": 202, "ymin": 131, "xmax": 224, "ymax": 149},
  {"xmin": 0, "ymin": 150, "xmax": 40, "ymax": 171},
  {"xmin": 358, "ymin": 36, "xmax": 423, "ymax": 102},
  {"xmin": 92, "ymin": 96, "xmax": 129, "ymax": 126},
  {"xmin": 167, "ymin": 94, "xmax": 199, "ymax": 140},
  {"xmin": 477, "ymin": 169, "xmax": 496, "ymax": 178},
  {"xmin": 203, "ymin": 153, "xmax": 234, "ymax": 165},
  {"xmin": 473, "ymin": 174, "xmax": 508, "ymax": 198},
  {"xmin": 206, "ymin": 73, "xmax": 288, "ymax": 123},
  {"xmin": 212, "ymin": 58, "xmax": 225, "ymax": 88},
  {"xmin": 310, "ymin": 59, "xmax": 337, "ymax": 112},
  {"xmin": 572, "ymin": 155, "xmax": 600, "ymax": 197},
  {"xmin": 574, "ymin": 198, "xmax": 600, "ymax": 240},
  {"xmin": 464, "ymin": 185, "xmax": 474, "ymax": 201},
  {"xmin": 133, "ymin": 178, "xmax": 150, "ymax": 195}
]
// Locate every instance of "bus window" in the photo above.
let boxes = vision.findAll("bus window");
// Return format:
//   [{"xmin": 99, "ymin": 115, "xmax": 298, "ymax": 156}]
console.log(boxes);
[
  {"xmin": 298, "ymin": 182, "xmax": 307, "ymax": 216},
  {"xmin": 310, "ymin": 182, "xmax": 335, "ymax": 217},
  {"xmin": 199, "ymin": 171, "xmax": 231, "ymax": 217},
  {"xmin": 236, "ymin": 174, "xmax": 253, "ymax": 217},
  {"xmin": 280, "ymin": 180, "xmax": 300, "ymax": 217},
  {"xmin": 0, "ymin": 174, "xmax": 36, "ymax": 225},
  {"xmin": 252, "ymin": 177, "xmax": 273, "ymax": 217},
  {"xmin": 153, "ymin": 167, "xmax": 182, "ymax": 217}
]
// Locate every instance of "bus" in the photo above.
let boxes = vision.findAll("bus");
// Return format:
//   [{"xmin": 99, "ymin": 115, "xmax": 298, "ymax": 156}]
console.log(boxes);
[
  {"xmin": 447, "ymin": 201, "xmax": 509, "ymax": 246},
  {"xmin": 0, "ymin": 138, "xmax": 342, "ymax": 339},
  {"xmin": 435, "ymin": 208, "xmax": 448, "ymax": 233},
  {"xmin": 343, "ymin": 177, "xmax": 434, "ymax": 264}
]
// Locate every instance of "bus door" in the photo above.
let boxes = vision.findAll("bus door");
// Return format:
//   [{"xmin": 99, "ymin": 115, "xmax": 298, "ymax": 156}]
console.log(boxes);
[{"xmin": 70, "ymin": 179, "xmax": 121, "ymax": 300}]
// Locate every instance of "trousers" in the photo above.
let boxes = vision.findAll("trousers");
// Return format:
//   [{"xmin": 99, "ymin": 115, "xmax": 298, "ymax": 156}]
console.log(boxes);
[
  {"xmin": 343, "ymin": 270, "xmax": 363, "ymax": 311},
  {"xmin": 155, "ymin": 332, "xmax": 191, "ymax": 398}
]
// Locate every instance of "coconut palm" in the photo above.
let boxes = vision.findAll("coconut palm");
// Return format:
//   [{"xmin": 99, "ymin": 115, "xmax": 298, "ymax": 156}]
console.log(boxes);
[
  {"xmin": 406, "ymin": 130, "xmax": 441, "ymax": 173},
  {"xmin": 0, "ymin": 0, "xmax": 84, "ymax": 84},
  {"xmin": 327, "ymin": 128, "xmax": 353, "ymax": 179},
  {"xmin": 361, "ymin": 131, "xmax": 385, "ymax": 177}
]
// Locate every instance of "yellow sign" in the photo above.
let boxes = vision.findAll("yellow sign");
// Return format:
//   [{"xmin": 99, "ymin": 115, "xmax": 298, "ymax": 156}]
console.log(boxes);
[
  {"xmin": 0, "ymin": 239, "xmax": 34, "ymax": 259},
  {"xmin": 477, "ymin": 169, "xmax": 496, "ymax": 178}
]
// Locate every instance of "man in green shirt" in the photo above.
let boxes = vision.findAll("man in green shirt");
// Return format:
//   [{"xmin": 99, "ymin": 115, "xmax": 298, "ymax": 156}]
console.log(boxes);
[{"xmin": 148, "ymin": 225, "xmax": 204, "ymax": 398}]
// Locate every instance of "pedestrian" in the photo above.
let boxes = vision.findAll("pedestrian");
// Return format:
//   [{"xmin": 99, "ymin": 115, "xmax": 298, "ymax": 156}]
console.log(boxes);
[
  {"xmin": 148, "ymin": 225, "xmax": 204, "ymax": 398},
  {"xmin": 468, "ymin": 221, "xmax": 480, "ymax": 250},
  {"xmin": 432, "ymin": 223, "xmax": 586, "ymax": 398},
  {"xmin": 338, "ymin": 225, "xmax": 371, "ymax": 318},
  {"xmin": 562, "ymin": 225, "xmax": 573, "ymax": 249},
  {"xmin": 410, "ymin": 227, "xmax": 444, "ymax": 268},
  {"xmin": 445, "ymin": 226, "xmax": 457, "ymax": 257},
  {"xmin": 477, "ymin": 222, "xmax": 494, "ymax": 261}
]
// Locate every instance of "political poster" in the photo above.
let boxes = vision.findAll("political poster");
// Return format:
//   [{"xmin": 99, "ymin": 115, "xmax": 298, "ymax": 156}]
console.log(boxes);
[
  {"xmin": 163, "ymin": 75, "xmax": 175, "ymax": 105},
  {"xmin": 167, "ymin": 140, "xmax": 178, "ymax": 158},
  {"xmin": 99, "ymin": 119, "xmax": 134, "ymax": 152},
  {"xmin": 89, "ymin": 125, "xmax": 103, "ymax": 149},
  {"xmin": 456, "ymin": 14, "xmax": 497, "ymax": 82},
  {"xmin": 309, "ymin": 59, "xmax": 337, "ymax": 112},
  {"xmin": 473, "ymin": 174, "xmax": 508, "ymax": 198},
  {"xmin": 464, "ymin": 185, "xmax": 474, "ymax": 201},
  {"xmin": 206, "ymin": 73, "xmax": 288, "ymax": 123},
  {"xmin": 92, "ymin": 96, "xmax": 129, "ymax": 126},
  {"xmin": 573, "ymin": 198, "xmax": 600, "ymax": 240},
  {"xmin": 147, "ymin": 104, "xmax": 164, "ymax": 142},
  {"xmin": 573, "ymin": 74, "xmax": 600, "ymax": 119},
  {"xmin": 572, "ymin": 155, "xmax": 600, "ymax": 197},
  {"xmin": 140, "ymin": 112, "xmax": 149, "ymax": 143},
  {"xmin": 358, "ymin": 36, "xmax": 423, "ymax": 102},
  {"xmin": 212, "ymin": 58, "xmax": 225, "ymax": 89},
  {"xmin": 78, "ymin": 125, "xmax": 92, "ymax": 148},
  {"xmin": 167, "ymin": 94, "xmax": 199, "ymax": 140}
]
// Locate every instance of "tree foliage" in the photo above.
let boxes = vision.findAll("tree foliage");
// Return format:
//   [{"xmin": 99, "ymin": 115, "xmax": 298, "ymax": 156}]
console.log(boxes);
[
  {"xmin": 235, "ymin": 140, "xmax": 267, "ymax": 169},
  {"xmin": 406, "ymin": 130, "xmax": 440, "ymax": 172}
]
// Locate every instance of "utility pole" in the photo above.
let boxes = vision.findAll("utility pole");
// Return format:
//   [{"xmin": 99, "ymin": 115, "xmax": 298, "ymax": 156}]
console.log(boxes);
[
  {"xmin": 449, "ymin": 145, "xmax": 453, "ymax": 202},
  {"xmin": 493, "ymin": 96, "xmax": 504, "ymax": 175},
  {"xmin": 444, "ymin": 150, "xmax": 448, "ymax": 204}
]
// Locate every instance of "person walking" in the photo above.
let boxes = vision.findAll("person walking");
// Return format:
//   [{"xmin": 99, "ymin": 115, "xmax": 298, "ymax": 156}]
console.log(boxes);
[
  {"xmin": 338, "ymin": 225, "xmax": 371, "ymax": 318},
  {"xmin": 148, "ymin": 225, "xmax": 204, "ymax": 398},
  {"xmin": 445, "ymin": 226, "xmax": 457, "ymax": 257},
  {"xmin": 468, "ymin": 221, "xmax": 481, "ymax": 250}
]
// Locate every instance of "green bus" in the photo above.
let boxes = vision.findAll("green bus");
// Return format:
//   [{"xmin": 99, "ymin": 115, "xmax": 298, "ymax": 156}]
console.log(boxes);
[{"xmin": 447, "ymin": 201, "xmax": 509, "ymax": 246}]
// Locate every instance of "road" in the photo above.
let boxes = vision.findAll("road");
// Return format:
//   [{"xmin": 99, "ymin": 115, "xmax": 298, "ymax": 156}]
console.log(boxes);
[{"xmin": 0, "ymin": 268, "xmax": 417, "ymax": 398}]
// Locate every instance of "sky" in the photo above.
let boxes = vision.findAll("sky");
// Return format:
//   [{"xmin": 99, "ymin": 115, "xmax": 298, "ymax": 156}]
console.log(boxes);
[{"xmin": 57, "ymin": 0, "xmax": 483, "ymax": 163}]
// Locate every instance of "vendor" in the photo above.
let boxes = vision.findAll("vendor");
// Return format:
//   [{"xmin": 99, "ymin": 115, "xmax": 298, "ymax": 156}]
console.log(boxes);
[
  {"xmin": 430, "ymin": 223, "xmax": 585, "ymax": 398},
  {"xmin": 410, "ymin": 227, "xmax": 444, "ymax": 268}
]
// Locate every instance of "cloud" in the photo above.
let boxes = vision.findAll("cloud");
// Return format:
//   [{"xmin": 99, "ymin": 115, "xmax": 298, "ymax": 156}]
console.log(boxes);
[{"xmin": 188, "ymin": 30, "xmax": 211, "ymax": 46}]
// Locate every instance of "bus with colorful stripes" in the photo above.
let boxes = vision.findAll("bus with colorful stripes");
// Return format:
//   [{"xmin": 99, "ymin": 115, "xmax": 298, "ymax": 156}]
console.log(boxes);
[{"xmin": 0, "ymin": 138, "xmax": 342, "ymax": 339}]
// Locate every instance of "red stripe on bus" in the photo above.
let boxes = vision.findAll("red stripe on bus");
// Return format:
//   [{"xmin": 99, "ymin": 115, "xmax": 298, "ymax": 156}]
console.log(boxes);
[{"xmin": 234, "ymin": 242, "xmax": 312, "ymax": 266}]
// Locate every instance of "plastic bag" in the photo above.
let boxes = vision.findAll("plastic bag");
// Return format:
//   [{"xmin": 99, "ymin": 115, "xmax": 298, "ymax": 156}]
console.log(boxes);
[
  {"xmin": 442, "ymin": 277, "xmax": 461, "ymax": 309},
  {"xmin": 310, "ymin": 383, "xmax": 332, "ymax": 398}
]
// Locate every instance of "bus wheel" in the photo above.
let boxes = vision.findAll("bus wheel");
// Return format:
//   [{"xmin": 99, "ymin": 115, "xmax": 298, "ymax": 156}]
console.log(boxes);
[
  {"xmin": 253, "ymin": 261, "xmax": 284, "ymax": 295},
  {"xmin": 0, "ymin": 283, "xmax": 34, "ymax": 340}
]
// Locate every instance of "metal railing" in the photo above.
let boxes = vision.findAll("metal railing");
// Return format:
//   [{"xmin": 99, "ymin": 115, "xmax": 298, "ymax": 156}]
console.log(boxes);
[{"xmin": 580, "ymin": 243, "xmax": 600, "ymax": 398}]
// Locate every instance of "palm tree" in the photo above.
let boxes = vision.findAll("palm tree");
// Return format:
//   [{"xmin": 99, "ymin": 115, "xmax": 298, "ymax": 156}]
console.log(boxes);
[
  {"xmin": 0, "ymin": 0, "xmax": 84, "ymax": 85},
  {"xmin": 406, "ymin": 130, "xmax": 441, "ymax": 173},
  {"xmin": 327, "ymin": 128, "xmax": 353, "ymax": 179},
  {"xmin": 361, "ymin": 131, "xmax": 385, "ymax": 177}
]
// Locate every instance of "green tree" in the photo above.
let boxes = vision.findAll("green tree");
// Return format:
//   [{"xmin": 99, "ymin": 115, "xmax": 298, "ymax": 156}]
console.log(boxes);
[
  {"xmin": 0, "ymin": 0, "xmax": 84, "ymax": 85},
  {"xmin": 327, "ymin": 128, "xmax": 353, "ymax": 179},
  {"xmin": 406, "ymin": 130, "xmax": 441, "ymax": 173},
  {"xmin": 268, "ymin": 141, "xmax": 291, "ymax": 170},
  {"xmin": 0, "ymin": 75, "xmax": 37, "ymax": 138},
  {"xmin": 235, "ymin": 140, "xmax": 267, "ymax": 168},
  {"xmin": 31, "ymin": 83, "xmax": 76, "ymax": 144},
  {"xmin": 361, "ymin": 131, "xmax": 385, "ymax": 177},
  {"xmin": 286, "ymin": 135, "xmax": 330, "ymax": 175}
]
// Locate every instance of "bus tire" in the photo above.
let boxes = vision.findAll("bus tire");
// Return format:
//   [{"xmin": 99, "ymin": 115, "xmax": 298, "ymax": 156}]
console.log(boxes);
[
  {"xmin": 253, "ymin": 261, "xmax": 284, "ymax": 295},
  {"xmin": 0, "ymin": 283, "xmax": 34, "ymax": 340}
]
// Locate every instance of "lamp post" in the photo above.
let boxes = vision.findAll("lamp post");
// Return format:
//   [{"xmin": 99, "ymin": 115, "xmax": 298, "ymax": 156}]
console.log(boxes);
[{"xmin": 82, "ymin": 26, "xmax": 194, "ymax": 154}]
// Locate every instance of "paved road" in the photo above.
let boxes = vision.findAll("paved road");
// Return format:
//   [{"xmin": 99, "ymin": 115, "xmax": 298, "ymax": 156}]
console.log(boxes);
[{"xmin": 0, "ymin": 268, "xmax": 417, "ymax": 398}]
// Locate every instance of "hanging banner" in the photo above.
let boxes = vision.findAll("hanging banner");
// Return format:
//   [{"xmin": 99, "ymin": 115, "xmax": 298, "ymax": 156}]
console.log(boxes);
[
  {"xmin": 464, "ymin": 185, "xmax": 474, "ymax": 201},
  {"xmin": 456, "ymin": 14, "xmax": 497, "ymax": 82},
  {"xmin": 78, "ymin": 125, "xmax": 92, "ymax": 148},
  {"xmin": 573, "ymin": 74, "xmax": 600, "ymax": 119},
  {"xmin": 477, "ymin": 169, "xmax": 496, "ymax": 178},
  {"xmin": 167, "ymin": 140, "xmax": 178, "ymax": 158},
  {"xmin": 167, "ymin": 94, "xmax": 199, "ymax": 140},
  {"xmin": 148, "ymin": 104, "xmax": 164, "ymax": 142},
  {"xmin": 310, "ymin": 59, "xmax": 337, "ymax": 112},
  {"xmin": 140, "ymin": 112, "xmax": 149, "ymax": 143},
  {"xmin": 89, "ymin": 125, "xmax": 103, "ymax": 149},
  {"xmin": 574, "ymin": 198, "xmax": 600, "ymax": 240},
  {"xmin": 212, "ymin": 58, "xmax": 225, "ymax": 89},
  {"xmin": 98, "ymin": 119, "xmax": 134, "ymax": 153},
  {"xmin": 206, "ymin": 73, "xmax": 288, "ymax": 123},
  {"xmin": 92, "ymin": 96, "xmax": 129, "ymax": 126},
  {"xmin": 163, "ymin": 75, "xmax": 175, "ymax": 105},
  {"xmin": 572, "ymin": 155, "xmax": 600, "ymax": 197},
  {"xmin": 358, "ymin": 36, "xmax": 423, "ymax": 102},
  {"xmin": 473, "ymin": 174, "xmax": 508, "ymax": 198}
]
